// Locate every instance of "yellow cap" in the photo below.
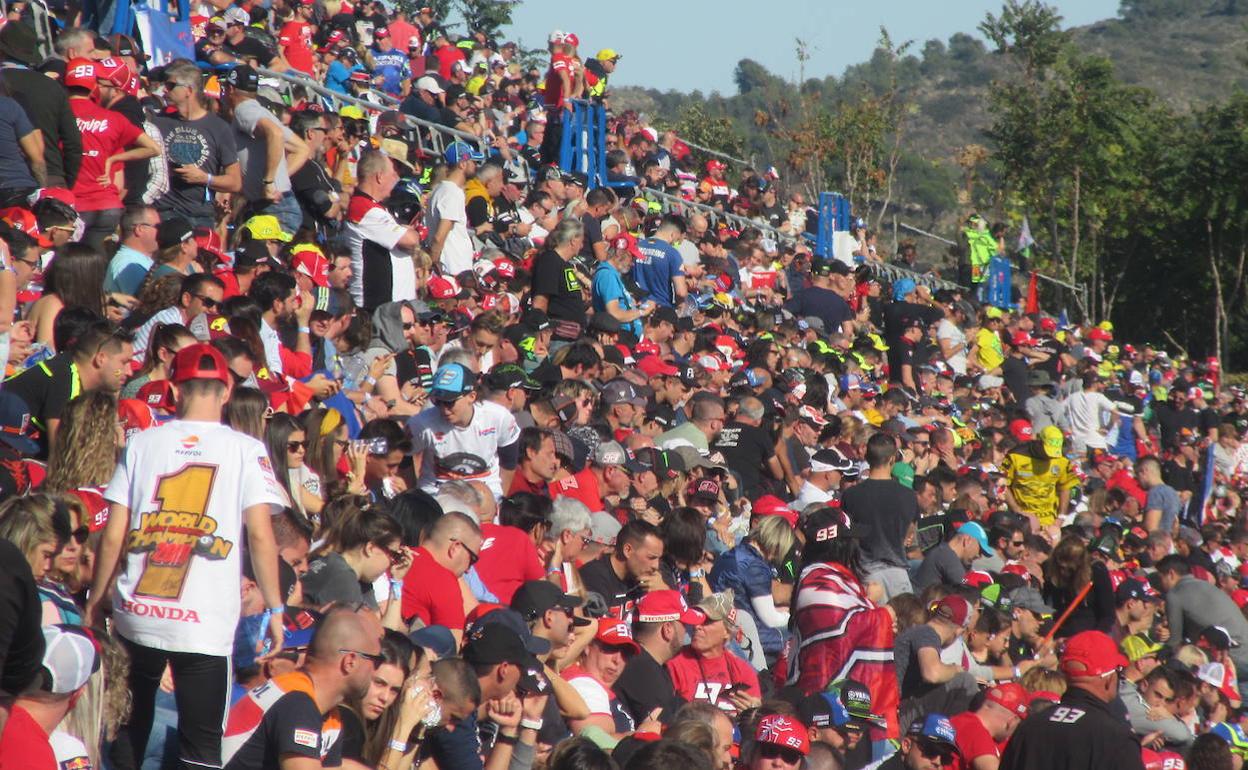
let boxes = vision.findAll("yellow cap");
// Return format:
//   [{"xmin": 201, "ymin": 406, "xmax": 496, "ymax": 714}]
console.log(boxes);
[
  {"xmin": 1120, "ymin": 633, "xmax": 1164, "ymax": 663},
  {"xmin": 596, "ymin": 48, "xmax": 620, "ymax": 62},
  {"xmin": 1039, "ymin": 425, "xmax": 1064, "ymax": 459},
  {"xmin": 242, "ymin": 215, "xmax": 292, "ymax": 242},
  {"xmin": 984, "ymin": 306, "xmax": 1004, "ymax": 319},
  {"xmin": 339, "ymin": 104, "xmax": 365, "ymax": 120}
]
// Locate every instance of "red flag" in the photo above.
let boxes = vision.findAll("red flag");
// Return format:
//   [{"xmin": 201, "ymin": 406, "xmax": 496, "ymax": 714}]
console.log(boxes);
[{"xmin": 1025, "ymin": 271, "xmax": 1039, "ymax": 314}]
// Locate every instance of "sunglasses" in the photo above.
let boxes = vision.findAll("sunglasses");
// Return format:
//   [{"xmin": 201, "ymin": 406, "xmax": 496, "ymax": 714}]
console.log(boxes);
[
  {"xmin": 334, "ymin": 439, "xmax": 350, "ymax": 450},
  {"xmin": 71, "ymin": 526, "xmax": 89, "ymax": 545},
  {"xmin": 915, "ymin": 740, "xmax": 955, "ymax": 762},
  {"xmin": 287, "ymin": 440, "xmax": 307, "ymax": 452},
  {"xmin": 192, "ymin": 293, "xmax": 219, "ymax": 310},
  {"xmin": 339, "ymin": 648, "xmax": 386, "ymax": 667},
  {"xmin": 452, "ymin": 538, "xmax": 479, "ymax": 566}
]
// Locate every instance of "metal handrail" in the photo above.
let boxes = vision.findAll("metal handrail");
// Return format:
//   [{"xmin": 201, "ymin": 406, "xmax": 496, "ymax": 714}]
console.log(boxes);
[
  {"xmin": 677, "ymin": 137, "xmax": 751, "ymax": 168},
  {"xmin": 255, "ymin": 67, "xmax": 489, "ymax": 159}
]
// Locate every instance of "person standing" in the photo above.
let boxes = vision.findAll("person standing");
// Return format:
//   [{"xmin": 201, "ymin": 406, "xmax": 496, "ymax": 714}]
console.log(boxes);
[
  {"xmin": 0, "ymin": 22, "xmax": 82, "ymax": 189},
  {"xmin": 63, "ymin": 59, "xmax": 160, "ymax": 251},
  {"xmin": 840, "ymin": 433, "xmax": 920, "ymax": 600},
  {"xmin": 1062, "ymin": 372, "xmax": 1128, "ymax": 458},
  {"xmin": 153, "ymin": 59, "xmax": 242, "ymax": 229},
  {"xmin": 345, "ymin": 150, "xmax": 423, "ymax": 310},
  {"xmin": 86, "ymin": 344, "xmax": 289, "ymax": 770},
  {"xmin": 426, "ymin": 142, "xmax": 482, "ymax": 277},
  {"xmin": 633, "ymin": 215, "xmax": 688, "ymax": 309},
  {"xmin": 999, "ymin": 630, "xmax": 1145, "ymax": 770},
  {"xmin": 530, "ymin": 218, "xmax": 588, "ymax": 328}
]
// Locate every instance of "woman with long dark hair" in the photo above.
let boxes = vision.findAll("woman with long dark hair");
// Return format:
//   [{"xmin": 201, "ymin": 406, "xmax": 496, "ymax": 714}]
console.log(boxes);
[
  {"xmin": 1041, "ymin": 535, "xmax": 1115, "ymax": 638},
  {"xmin": 302, "ymin": 495, "xmax": 408, "ymax": 629},
  {"xmin": 788, "ymin": 506, "xmax": 900, "ymax": 740},
  {"xmin": 120, "ymin": 323, "xmax": 196, "ymax": 399},
  {"xmin": 29, "ymin": 243, "xmax": 108, "ymax": 346},
  {"xmin": 265, "ymin": 412, "xmax": 323, "ymax": 523},
  {"xmin": 659, "ymin": 506, "xmax": 712, "ymax": 603}
]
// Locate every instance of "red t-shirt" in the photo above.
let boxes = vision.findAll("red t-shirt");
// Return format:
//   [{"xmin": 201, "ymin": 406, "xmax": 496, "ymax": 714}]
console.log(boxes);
[
  {"xmin": 401, "ymin": 546, "xmax": 465, "ymax": 628},
  {"xmin": 950, "ymin": 711, "xmax": 1002, "ymax": 770},
  {"xmin": 550, "ymin": 469, "xmax": 603, "ymax": 512},
  {"xmin": 508, "ymin": 472, "xmax": 551, "ymax": 497},
  {"xmin": 434, "ymin": 44, "xmax": 464, "ymax": 79},
  {"xmin": 0, "ymin": 705, "xmax": 55, "ymax": 770},
  {"xmin": 70, "ymin": 97, "xmax": 142, "ymax": 211},
  {"xmin": 543, "ymin": 54, "xmax": 578, "ymax": 111},
  {"xmin": 387, "ymin": 19, "xmax": 418, "ymax": 52},
  {"xmin": 665, "ymin": 648, "xmax": 761, "ymax": 715},
  {"xmin": 278, "ymin": 20, "xmax": 315, "ymax": 74},
  {"xmin": 1108, "ymin": 468, "xmax": 1148, "ymax": 508},
  {"xmin": 474, "ymin": 523, "xmax": 544, "ymax": 605}
]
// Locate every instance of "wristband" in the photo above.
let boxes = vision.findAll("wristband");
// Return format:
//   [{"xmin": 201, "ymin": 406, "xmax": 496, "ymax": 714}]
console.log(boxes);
[
  {"xmin": 298, "ymin": 326, "xmax": 311, "ymax": 334},
  {"xmin": 1012, "ymin": 665, "xmax": 1022, "ymax": 679},
  {"xmin": 520, "ymin": 717, "xmax": 543, "ymax": 731},
  {"xmin": 495, "ymin": 733, "xmax": 518, "ymax": 746},
  {"xmin": 206, "ymin": 173, "xmax": 213, "ymax": 188},
  {"xmin": 389, "ymin": 578, "xmax": 403, "ymax": 596},
  {"xmin": 388, "ymin": 739, "xmax": 408, "ymax": 753},
  {"xmin": 365, "ymin": 375, "xmax": 378, "ymax": 386},
  {"xmin": 267, "ymin": 606, "xmax": 285, "ymax": 615}
]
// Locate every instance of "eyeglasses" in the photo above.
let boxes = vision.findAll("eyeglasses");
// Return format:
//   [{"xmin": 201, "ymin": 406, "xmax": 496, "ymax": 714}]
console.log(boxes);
[
  {"xmin": 339, "ymin": 648, "xmax": 386, "ymax": 667},
  {"xmin": 334, "ymin": 439, "xmax": 350, "ymax": 450},
  {"xmin": 451, "ymin": 538, "xmax": 479, "ymax": 567},
  {"xmin": 12, "ymin": 255, "xmax": 39, "ymax": 268},
  {"xmin": 287, "ymin": 440, "xmax": 307, "ymax": 452},
  {"xmin": 192, "ymin": 293, "xmax": 219, "ymax": 310},
  {"xmin": 402, "ymin": 322, "xmax": 416, "ymax": 330},
  {"xmin": 1010, "ymin": 539, "xmax": 1026, "ymax": 546}
]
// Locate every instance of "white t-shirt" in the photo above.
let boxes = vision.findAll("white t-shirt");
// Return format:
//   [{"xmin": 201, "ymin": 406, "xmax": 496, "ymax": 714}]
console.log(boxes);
[
  {"xmin": 792, "ymin": 481, "xmax": 833, "ymax": 511},
  {"xmin": 104, "ymin": 420, "xmax": 287, "ymax": 656},
  {"xmin": 133, "ymin": 306, "xmax": 185, "ymax": 361},
  {"xmin": 51, "ymin": 731, "xmax": 92, "ymax": 770},
  {"xmin": 406, "ymin": 400, "xmax": 520, "ymax": 498},
  {"xmin": 935, "ymin": 318, "xmax": 968, "ymax": 375},
  {"xmin": 345, "ymin": 194, "xmax": 417, "ymax": 308},
  {"xmin": 566, "ymin": 672, "xmax": 613, "ymax": 716},
  {"xmin": 425, "ymin": 180, "xmax": 475, "ymax": 276},
  {"xmin": 1062, "ymin": 389, "xmax": 1117, "ymax": 452}
]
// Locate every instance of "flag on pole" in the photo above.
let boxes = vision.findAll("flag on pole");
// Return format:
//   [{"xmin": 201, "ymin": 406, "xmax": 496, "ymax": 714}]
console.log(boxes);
[
  {"xmin": 1025, "ymin": 271, "xmax": 1039, "ymax": 314},
  {"xmin": 1018, "ymin": 216, "xmax": 1035, "ymax": 258}
]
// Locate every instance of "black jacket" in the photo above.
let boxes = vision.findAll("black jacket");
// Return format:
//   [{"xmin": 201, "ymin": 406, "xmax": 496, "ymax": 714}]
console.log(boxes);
[
  {"xmin": 1000, "ymin": 686, "xmax": 1145, "ymax": 770},
  {"xmin": 1, "ymin": 65, "xmax": 82, "ymax": 187}
]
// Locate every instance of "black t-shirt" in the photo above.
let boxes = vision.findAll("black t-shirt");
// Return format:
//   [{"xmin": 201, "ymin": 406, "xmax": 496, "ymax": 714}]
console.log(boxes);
[
  {"xmin": 615, "ymin": 648, "xmax": 685, "ymax": 724},
  {"xmin": 109, "ymin": 94, "xmax": 149, "ymax": 206},
  {"xmin": 465, "ymin": 195, "xmax": 492, "ymax": 229},
  {"xmin": 1152, "ymin": 403, "xmax": 1201, "ymax": 450},
  {"xmin": 290, "ymin": 158, "xmax": 337, "ymax": 231},
  {"xmin": 839, "ymin": 478, "xmax": 919, "ymax": 568},
  {"xmin": 783, "ymin": 286, "xmax": 851, "ymax": 334},
  {"xmin": 530, "ymin": 249, "xmax": 586, "ymax": 327},
  {"xmin": 579, "ymin": 213, "xmax": 604, "ymax": 259},
  {"xmin": 338, "ymin": 706, "xmax": 366, "ymax": 763},
  {"xmin": 223, "ymin": 685, "xmax": 341, "ymax": 770},
  {"xmin": 1031, "ymin": 335, "xmax": 1065, "ymax": 381},
  {"xmin": 1003, "ymin": 355, "xmax": 1030, "ymax": 404},
  {"xmin": 712, "ymin": 421, "xmax": 774, "ymax": 498},
  {"xmin": 785, "ymin": 436, "xmax": 811, "ymax": 478},
  {"xmin": 4, "ymin": 354, "xmax": 75, "ymax": 459},
  {"xmin": 890, "ymin": 338, "xmax": 918, "ymax": 384},
  {"xmin": 395, "ymin": 347, "xmax": 435, "ymax": 389},
  {"xmin": 225, "ymin": 36, "xmax": 275, "ymax": 66},
  {"xmin": 579, "ymin": 555, "xmax": 643, "ymax": 620},
  {"xmin": 0, "ymin": 539, "xmax": 43, "ymax": 696}
]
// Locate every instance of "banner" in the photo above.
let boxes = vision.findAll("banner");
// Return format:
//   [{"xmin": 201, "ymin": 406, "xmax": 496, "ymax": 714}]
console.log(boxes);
[{"xmin": 132, "ymin": 3, "xmax": 193, "ymax": 66}]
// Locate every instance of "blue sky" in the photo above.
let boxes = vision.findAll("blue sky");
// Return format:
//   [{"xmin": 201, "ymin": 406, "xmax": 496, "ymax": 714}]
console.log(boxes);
[{"xmin": 500, "ymin": 0, "xmax": 1123, "ymax": 94}]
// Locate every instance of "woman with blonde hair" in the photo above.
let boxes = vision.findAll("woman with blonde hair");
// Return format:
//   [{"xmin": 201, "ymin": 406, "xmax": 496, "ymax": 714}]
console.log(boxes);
[
  {"xmin": 44, "ymin": 392, "xmax": 121, "ymax": 496},
  {"xmin": 1042, "ymin": 534, "xmax": 1115, "ymax": 638},
  {"xmin": 709, "ymin": 514, "xmax": 798, "ymax": 664},
  {"xmin": 0, "ymin": 493, "xmax": 69, "ymax": 581},
  {"xmin": 39, "ymin": 494, "xmax": 91, "ymax": 625},
  {"xmin": 57, "ymin": 629, "xmax": 131, "ymax": 770}
]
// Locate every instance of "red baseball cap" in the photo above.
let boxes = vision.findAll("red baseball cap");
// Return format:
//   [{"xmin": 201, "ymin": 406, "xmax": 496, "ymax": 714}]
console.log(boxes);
[
  {"xmin": 1061, "ymin": 630, "xmax": 1128, "ymax": 678},
  {"xmin": 136, "ymin": 379, "xmax": 176, "ymax": 413},
  {"xmin": 428, "ymin": 274, "xmax": 468, "ymax": 300},
  {"xmin": 752, "ymin": 495, "xmax": 798, "ymax": 528},
  {"xmin": 1039, "ymin": 317, "xmax": 1057, "ymax": 333},
  {"xmin": 1009, "ymin": 418, "xmax": 1034, "ymax": 442},
  {"xmin": 291, "ymin": 247, "xmax": 330, "ymax": 288},
  {"xmin": 171, "ymin": 343, "xmax": 231, "ymax": 385},
  {"xmin": 637, "ymin": 355, "xmax": 678, "ymax": 378},
  {"xmin": 1011, "ymin": 330, "xmax": 1038, "ymax": 347},
  {"xmin": 117, "ymin": 398, "xmax": 154, "ymax": 443},
  {"xmin": 94, "ymin": 56, "xmax": 132, "ymax": 88},
  {"xmin": 754, "ymin": 714, "xmax": 810, "ymax": 756},
  {"xmin": 636, "ymin": 590, "xmax": 705, "ymax": 624},
  {"xmin": 63, "ymin": 58, "xmax": 98, "ymax": 91},
  {"xmin": 932, "ymin": 595, "xmax": 973, "ymax": 628},
  {"xmin": 611, "ymin": 233, "xmax": 643, "ymax": 259},
  {"xmin": 375, "ymin": 26, "xmax": 390, "ymax": 37},
  {"xmin": 1087, "ymin": 327, "xmax": 1113, "ymax": 342},
  {"xmin": 492, "ymin": 258, "xmax": 516, "ymax": 278},
  {"xmin": 594, "ymin": 618, "xmax": 639, "ymax": 653},
  {"xmin": 984, "ymin": 682, "xmax": 1030, "ymax": 718},
  {"xmin": 0, "ymin": 207, "xmax": 52, "ymax": 248}
]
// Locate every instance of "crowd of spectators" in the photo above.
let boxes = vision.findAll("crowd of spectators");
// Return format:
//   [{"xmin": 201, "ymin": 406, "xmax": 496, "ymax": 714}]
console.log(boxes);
[{"xmin": 0, "ymin": 5, "xmax": 1247, "ymax": 770}]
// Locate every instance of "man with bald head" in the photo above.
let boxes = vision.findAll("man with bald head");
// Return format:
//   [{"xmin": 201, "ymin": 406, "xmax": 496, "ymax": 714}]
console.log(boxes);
[
  {"xmin": 223, "ymin": 607, "xmax": 382, "ymax": 769},
  {"xmin": 713, "ymin": 396, "xmax": 784, "ymax": 499},
  {"xmin": 403, "ymin": 511, "xmax": 484, "ymax": 641}
]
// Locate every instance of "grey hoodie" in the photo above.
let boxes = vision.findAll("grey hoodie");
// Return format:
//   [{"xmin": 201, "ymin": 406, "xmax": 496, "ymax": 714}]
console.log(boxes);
[{"xmin": 362, "ymin": 301, "xmax": 410, "ymax": 378}]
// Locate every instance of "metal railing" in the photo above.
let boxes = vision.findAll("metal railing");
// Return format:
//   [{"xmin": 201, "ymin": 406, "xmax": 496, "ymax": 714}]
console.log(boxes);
[{"xmin": 255, "ymin": 67, "xmax": 489, "ymax": 160}]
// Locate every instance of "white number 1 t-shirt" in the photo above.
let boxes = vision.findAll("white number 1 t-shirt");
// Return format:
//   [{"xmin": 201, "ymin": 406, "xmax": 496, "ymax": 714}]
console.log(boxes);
[{"xmin": 105, "ymin": 419, "xmax": 288, "ymax": 656}]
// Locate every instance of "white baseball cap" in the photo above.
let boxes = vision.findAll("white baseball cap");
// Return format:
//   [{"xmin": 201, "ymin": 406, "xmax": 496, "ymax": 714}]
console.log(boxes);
[
  {"xmin": 41, "ymin": 625, "xmax": 100, "ymax": 694},
  {"xmin": 415, "ymin": 75, "xmax": 444, "ymax": 95}
]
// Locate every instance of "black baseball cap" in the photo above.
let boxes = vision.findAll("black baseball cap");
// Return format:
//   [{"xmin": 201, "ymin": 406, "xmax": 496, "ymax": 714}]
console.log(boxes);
[
  {"xmin": 484, "ymin": 364, "xmax": 541, "ymax": 392},
  {"xmin": 224, "ymin": 64, "xmax": 259, "ymax": 92},
  {"xmin": 650, "ymin": 305, "xmax": 678, "ymax": 326},
  {"xmin": 510, "ymin": 580, "xmax": 590, "ymax": 626},
  {"xmin": 157, "ymin": 217, "xmax": 194, "ymax": 250}
]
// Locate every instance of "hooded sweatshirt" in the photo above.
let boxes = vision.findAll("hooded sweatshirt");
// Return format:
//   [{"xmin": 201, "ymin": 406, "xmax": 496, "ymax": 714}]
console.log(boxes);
[{"xmin": 361, "ymin": 301, "xmax": 410, "ymax": 381}]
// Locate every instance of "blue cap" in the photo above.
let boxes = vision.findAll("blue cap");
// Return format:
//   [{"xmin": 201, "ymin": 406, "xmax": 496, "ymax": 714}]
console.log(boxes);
[
  {"xmin": 956, "ymin": 521, "xmax": 995, "ymax": 558},
  {"xmin": 1211, "ymin": 722, "xmax": 1248, "ymax": 755},
  {"xmin": 908, "ymin": 713, "xmax": 957, "ymax": 747},
  {"xmin": 444, "ymin": 141, "xmax": 485, "ymax": 165},
  {"xmin": 430, "ymin": 362, "xmax": 476, "ymax": 401},
  {"xmin": 892, "ymin": 277, "xmax": 917, "ymax": 301},
  {"xmin": 409, "ymin": 625, "xmax": 457, "ymax": 659}
]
